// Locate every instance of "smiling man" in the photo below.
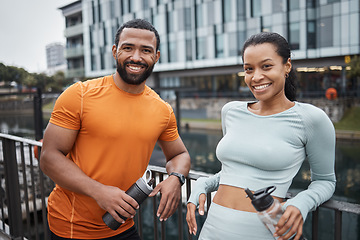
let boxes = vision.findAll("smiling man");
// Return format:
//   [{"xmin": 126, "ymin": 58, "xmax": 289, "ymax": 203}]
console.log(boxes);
[{"xmin": 40, "ymin": 19, "xmax": 191, "ymax": 240}]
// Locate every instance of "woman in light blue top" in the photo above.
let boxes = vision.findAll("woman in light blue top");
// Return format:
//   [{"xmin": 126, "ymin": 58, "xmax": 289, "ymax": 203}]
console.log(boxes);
[{"xmin": 186, "ymin": 32, "xmax": 336, "ymax": 240}]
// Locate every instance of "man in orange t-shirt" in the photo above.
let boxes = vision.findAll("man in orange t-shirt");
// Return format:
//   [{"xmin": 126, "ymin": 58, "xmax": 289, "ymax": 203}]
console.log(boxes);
[{"xmin": 40, "ymin": 19, "xmax": 191, "ymax": 240}]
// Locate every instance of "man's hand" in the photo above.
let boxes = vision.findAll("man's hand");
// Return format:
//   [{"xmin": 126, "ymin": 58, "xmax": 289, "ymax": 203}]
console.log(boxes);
[
  {"xmin": 186, "ymin": 193, "xmax": 206, "ymax": 235},
  {"xmin": 92, "ymin": 184, "xmax": 139, "ymax": 224},
  {"xmin": 149, "ymin": 175, "xmax": 181, "ymax": 221}
]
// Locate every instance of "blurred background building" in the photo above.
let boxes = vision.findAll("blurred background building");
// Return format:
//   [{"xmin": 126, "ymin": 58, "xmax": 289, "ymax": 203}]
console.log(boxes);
[
  {"xmin": 46, "ymin": 42, "xmax": 67, "ymax": 76},
  {"xmin": 59, "ymin": 0, "xmax": 360, "ymax": 100},
  {"xmin": 59, "ymin": 0, "xmax": 85, "ymax": 82}
]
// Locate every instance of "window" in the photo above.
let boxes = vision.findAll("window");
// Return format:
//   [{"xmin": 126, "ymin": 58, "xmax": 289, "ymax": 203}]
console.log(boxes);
[
  {"xmin": 186, "ymin": 39, "xmax": 192, "ymax": 61},
  {"xmin": 289, "ymin": 22, "xmax": 300, "ymax": 50},
  {"xmin": 168, "ymin": 41, "xmax": 177, "ymax": 62},
  {"xmin": 159, "ymin": 42, "xmax": 167, "ymax": 63},
  {"xmin": 196, "ymin": 37, "xmax": 207, "ymax": 60},
  {"xmin": 251, "ymin": 0, "xmax": 262, "ymax": 17},
  {"xmin": 223, "ymin": 0, "xmax": 232, "ymax": 23},
  {"xmin": 143, "ymin": 0, "xmax": 149, "ymax": 9},
  {"xmin": 289, "ymin": 0, "xmax": 300, "ymax": 10},
  {"xmin": 306, "ymin": 0, "xmax": 316, "ymax": 8},
  {"xmin": 272, "ymin": 0, "xmax": 283, "ymax": 13},
  {"xmin": 129, "ymin": 0, "xmax": 134, "ymax": 12},
  {"xmin": 229, "ymin": 33, "xmax": 237, "ymax": 57},
  {"xmin": 185, "ymin": 8, "xmax": 192, "ymax": 30},
  {"xmin": 237, "ymin": 30, "xmax": 246, "ymax": 55},
  {"xmin": 91, "ymin": 55, "xmax": 97, "ymax": 71},
  {"xmin": 167, "ymin": 11, "xmax": 174, "ymax": 33},
  {"xmin": 196, "ymin": 4, "xmax": 203, "ymax": 27},
  {"xmin": 307, "ymin": 20, "xmax": 316, "ymax": 49},
  {"xmin": 110, "ymin": 0, "xmax": 115, "ymax": 18},
  {"xmin": 98, "ymin": 2, "xmax": 102, "ymax": 22},
  {"xmin": 207, "ymin": 2, "xmax": 215, "ymax": 25},
  {"xmin": 236, "ymin": 0, "xmax": 246, "ymax": 20},
  {"xmin": 216, "ymin": 34, "xmax": 224, "ymax": 58},
  {"xmin": 121, "ymin": 0, "xmax": 129, "ymax": 14},
  {"xmin": 100, "ymin": 49, "xmax": 105, "ymax": 70},
  {"xmin": 103, "ymin": 23, "xmax": 107, "ymax": 45},
  {"xmin": 318, "ymin": 17, "xmax": 333, "ymax": 47}
]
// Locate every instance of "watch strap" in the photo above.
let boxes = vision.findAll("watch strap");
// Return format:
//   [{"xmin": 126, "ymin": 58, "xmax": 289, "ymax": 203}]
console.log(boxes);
[{"xmin": 169, "ymin": 172, "xmax": 185, "ymax": 185}]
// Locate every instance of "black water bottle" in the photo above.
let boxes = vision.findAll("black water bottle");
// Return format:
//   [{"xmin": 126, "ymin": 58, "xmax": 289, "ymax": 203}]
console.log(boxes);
[
  {"xmin": 102, "ymin": 170, "xmax": 154, "ymax": 230},
  {"xmin": 245, "ymin": 186, "xmax": 307, "ymax": 240}
]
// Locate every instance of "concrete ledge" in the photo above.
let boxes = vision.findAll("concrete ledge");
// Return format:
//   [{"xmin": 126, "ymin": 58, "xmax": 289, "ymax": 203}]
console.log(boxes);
[
  {"xmin": 335, "ymin": 130, "xmax": 360, "ymax": 141},
  {"xmin": 181, "ymin": 121, "xmax": 221, "ymax": 131},
  {"xmin": 181, "ymin": 120, "xmax": 360, "ymax": 141}
]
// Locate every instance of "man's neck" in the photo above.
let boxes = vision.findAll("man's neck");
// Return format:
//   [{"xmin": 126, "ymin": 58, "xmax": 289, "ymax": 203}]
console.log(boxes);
[{"xmin": 112, "ymin": 72, "xmax": 145, "ymax": 94}]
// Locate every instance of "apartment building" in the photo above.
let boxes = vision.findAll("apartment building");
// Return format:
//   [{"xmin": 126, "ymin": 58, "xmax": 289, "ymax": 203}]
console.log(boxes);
[
  {"xmin": 59, "ymin": 0, "xmax": 85, "ymax": 81},
  {"xmin": 45, "ymin": 42, "xmax": 66, "ymax": 76},
  {"xmin": 63, "ymin": 0, "xmax": 360, "ymax": 98}
]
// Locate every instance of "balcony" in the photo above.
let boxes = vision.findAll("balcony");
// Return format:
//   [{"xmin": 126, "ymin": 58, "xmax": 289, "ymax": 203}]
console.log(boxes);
[
  {"xmin": 65, "ymin": 46, "xmax": 84, "ymax": 59},
  {"xmin": 0, "ymin": 133, "xmax": 359, "ymax": 240},
  {"xmin": 64, "ymin": 23, "xmax": 83, "ymax": 38},
  {"xmin": 65, "ymin": 67, "xmax": 85, "ymax": 79}
]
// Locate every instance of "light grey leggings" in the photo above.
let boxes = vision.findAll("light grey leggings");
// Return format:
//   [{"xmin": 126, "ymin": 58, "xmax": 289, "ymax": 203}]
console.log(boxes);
[{"xmin": 198, "ymin": 202, "xmax": 276, "ymax": 240}]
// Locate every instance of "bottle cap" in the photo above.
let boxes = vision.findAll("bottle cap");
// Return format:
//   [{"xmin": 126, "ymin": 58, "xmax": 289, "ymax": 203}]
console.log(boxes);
[
  {"xmin": 245, "ymin": 186, "xmax": 276, "ymax": 212},
  {"xmin": 136, "ymin": 169, "xmax": 154, "ymax": 194}
]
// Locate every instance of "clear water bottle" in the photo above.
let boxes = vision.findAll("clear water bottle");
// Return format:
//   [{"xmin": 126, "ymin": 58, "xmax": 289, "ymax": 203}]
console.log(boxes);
[
  {"xmin": 245, "ymin": 186, "xmax": 307, "ymax": 240},
  {"xmin": 102, "ymin": 169, "xmax": 154, "ymax": 230}
]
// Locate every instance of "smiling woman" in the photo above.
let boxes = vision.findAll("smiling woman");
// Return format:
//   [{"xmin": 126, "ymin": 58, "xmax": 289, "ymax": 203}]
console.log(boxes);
[{"xmin": 186, "ymin": 32, "xmax": 336, "ymax": 240}]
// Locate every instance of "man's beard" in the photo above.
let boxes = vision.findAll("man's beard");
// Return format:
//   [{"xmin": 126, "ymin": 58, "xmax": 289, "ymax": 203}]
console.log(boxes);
[{"xmin": 116, "ymin": 60, "xmax": 154, "ymax": 85}]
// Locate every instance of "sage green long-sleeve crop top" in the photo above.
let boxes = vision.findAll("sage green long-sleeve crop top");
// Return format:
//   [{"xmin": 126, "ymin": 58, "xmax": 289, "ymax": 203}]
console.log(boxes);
[{"xmin": 188, "ymin": 101, "xmax": 336, "ymax": 220}]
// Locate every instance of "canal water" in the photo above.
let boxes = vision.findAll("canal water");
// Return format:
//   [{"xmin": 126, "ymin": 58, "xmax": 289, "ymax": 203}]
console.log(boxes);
[{"xmin": 0, "ymin": 113, "xmax": 359, "ymax": 239}]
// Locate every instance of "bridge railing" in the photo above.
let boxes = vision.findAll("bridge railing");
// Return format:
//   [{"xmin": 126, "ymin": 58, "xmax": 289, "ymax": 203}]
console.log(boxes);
[{"xmin": 0, "ymin": 133, "xmax": 359, "ymax": 240}]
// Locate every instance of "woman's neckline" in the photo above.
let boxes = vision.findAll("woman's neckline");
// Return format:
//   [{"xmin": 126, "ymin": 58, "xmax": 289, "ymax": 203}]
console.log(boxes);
[{"xmin": 246, "ymin": 101, "xmax": 297, "ymax": 117}]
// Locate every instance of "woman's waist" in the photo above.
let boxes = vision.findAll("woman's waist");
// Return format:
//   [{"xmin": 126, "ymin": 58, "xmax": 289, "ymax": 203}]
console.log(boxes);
[{"xmin": 213, "ymin": 184, "xmax": 284, "ymax": 213}]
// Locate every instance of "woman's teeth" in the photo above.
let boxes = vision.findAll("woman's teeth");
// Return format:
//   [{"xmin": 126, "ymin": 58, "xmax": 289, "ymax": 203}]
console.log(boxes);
[{"xmin": 254, "ymin": 83, "xmax": 271, "ymax": 90}]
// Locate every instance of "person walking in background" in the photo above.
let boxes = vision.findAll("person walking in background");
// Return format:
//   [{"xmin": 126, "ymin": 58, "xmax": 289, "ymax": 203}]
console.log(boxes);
[
  {"xmin": 186, "ymin": 32, "xmax": 336, "ymax": 240},
  {"xmin": 40, "ymin": 19, "xmax": 191, "ymax": 240}
]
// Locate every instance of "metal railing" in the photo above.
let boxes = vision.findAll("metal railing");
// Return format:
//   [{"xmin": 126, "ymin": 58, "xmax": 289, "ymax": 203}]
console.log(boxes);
[{"xmin": 0, "ymin": 133, "xmax": 359, "ymax": 240}]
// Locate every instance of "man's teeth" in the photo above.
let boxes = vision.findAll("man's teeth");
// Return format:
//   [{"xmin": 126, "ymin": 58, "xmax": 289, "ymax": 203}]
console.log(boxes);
[
  {"xmin": 254, "ymin": 84, "xmax": 270, "ymax": 90},
  {"xmin": 129, "ymin": 66, "xmax": 141, "ymax": 70}
]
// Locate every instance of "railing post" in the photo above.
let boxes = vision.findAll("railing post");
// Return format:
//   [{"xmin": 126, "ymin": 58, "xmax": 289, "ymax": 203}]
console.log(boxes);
[
  {"xmin": 334, "ymin": 210, "xmax": 342, "ymax": 240},
  {"xmin": 2, "ymin": 138, "xmax": 23, "ymax": 238},
  {"xmin": 312, "ymin": 209, "xmax": 319, "ymax": 240},
  {"xmin": 177, "ymin": 190, "xmax": 183, "ymax": 240},
  {"xmin": 175, "ymin": 91, "xmax": 181, "ymax": 134},
  {"xmin": 33, "ymin": 87, "xmax": 43, "ymax": 141}
]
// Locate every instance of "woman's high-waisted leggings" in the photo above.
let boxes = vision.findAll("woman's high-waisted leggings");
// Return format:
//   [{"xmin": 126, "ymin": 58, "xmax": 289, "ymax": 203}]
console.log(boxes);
[{"xmin": 198, "ymin": 202, "xmax": 276, "ymax": 240}]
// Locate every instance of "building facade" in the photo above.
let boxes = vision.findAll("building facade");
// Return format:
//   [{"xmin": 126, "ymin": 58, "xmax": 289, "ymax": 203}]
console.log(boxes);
[
  {"xmin": 66, "ymin": 0, "xmax": 360, "ymax": 99},
  {"xmin": 60, "ymin": 0, "xmax": 85, "ymax": 81},
  {"xmin": 45, "ymin": 42, "xmax": 66, "ymax": 76}
]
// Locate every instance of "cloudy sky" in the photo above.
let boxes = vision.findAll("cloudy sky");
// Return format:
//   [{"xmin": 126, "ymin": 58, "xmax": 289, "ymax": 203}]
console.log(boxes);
[{"xmin": 0, "ymin": 0, "xmax": 75, "ymax": 73}]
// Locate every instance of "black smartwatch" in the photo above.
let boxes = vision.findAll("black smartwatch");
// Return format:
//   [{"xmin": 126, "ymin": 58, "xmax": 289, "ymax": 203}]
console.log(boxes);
[{"xmin": 169, "ymin": 172, "xmax": 185, "ymax": 186}]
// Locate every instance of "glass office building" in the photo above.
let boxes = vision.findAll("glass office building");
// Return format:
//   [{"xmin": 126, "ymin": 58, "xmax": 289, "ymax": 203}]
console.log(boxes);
[{"xmin": 77, "ymin": 0, "xmax": 359, "ymax": 98}]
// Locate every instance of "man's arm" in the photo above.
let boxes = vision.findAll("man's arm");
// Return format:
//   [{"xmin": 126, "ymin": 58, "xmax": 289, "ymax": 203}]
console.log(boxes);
[
  {"xmin": 149, "ymin": 137, "xmax": 191, "ymax": 221},
  {"xmin": 40, "ymin": 123, "xmax": 139, "ymax": 224}
]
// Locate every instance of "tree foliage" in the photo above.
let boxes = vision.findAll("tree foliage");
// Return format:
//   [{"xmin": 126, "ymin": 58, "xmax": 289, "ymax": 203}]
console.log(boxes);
[
  {"xmin": 0, "ymin": 62, "xmax": 72, "ymax": 92},
  {"xmin": 347, "ymin": 55, "xmax": 360, "ymax": 79}
]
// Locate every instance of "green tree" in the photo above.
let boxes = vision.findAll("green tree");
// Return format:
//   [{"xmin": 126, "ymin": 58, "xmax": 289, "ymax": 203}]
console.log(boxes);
[
  {"xmin": 23, "ymin": 74, "xmax": 37, "ymax": 87},
  {"xmin": 347, "ymin": 55, "xmax": 360, "ymax": 78},
  {"xmin": 347, "ymin": 55, "xmax": 360, "ymax": 95},
  {"xmin": 0, "ymin": 63, "xmax": 28, "ymax": 88},
  {"xmin": 47, "ymin": 71, "xmax": 69, "ymax": 92}
]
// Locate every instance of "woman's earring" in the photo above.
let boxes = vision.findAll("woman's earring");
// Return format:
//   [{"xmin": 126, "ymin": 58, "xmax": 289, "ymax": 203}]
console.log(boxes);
[{"xmin": 285, "ymin": 73, "xmax": 289, "ymax": 78}]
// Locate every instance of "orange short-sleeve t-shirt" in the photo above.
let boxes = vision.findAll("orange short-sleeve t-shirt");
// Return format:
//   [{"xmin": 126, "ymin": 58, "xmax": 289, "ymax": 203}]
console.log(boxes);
[{"xmin": 47, "ymin": 75, "xmax": 179, "ymax": 239}]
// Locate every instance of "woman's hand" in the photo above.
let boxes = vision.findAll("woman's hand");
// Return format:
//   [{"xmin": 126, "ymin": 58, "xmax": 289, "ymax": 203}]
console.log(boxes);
[
  {"xmin": 186, "ymin": 193, "xmax": 206, "ymax": 235},
  {"xmin": 275, "ymin": 205, "xmax": 304, "ymax": 240}
]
